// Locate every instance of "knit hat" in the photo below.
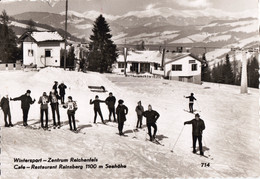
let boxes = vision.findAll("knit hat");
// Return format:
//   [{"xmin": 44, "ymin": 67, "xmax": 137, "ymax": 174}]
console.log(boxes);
[
  {"xmin": 95, "ymin": 95, "xmax": 99, "ymax": 98},
  {"xmin": 43, "ymin": 92, "xmax": 47, "ymax": 96},
  {"xmin": 138, "ymin": 101, "xmax": 141, "ymax": 104},
  {"xmin": 118, "ymin": 99, "xmax": 124, "ymax": 104},
  {"xmin": 195, "ymin": 113, "xmax": 200, "ymax": 117},
  {"xmin": 26, "ymin": 90, "xmax": 31, "ymax": 94},
  {"xmin": 68, "ymin": 96, "xmax": 72, "ymax": 100}
]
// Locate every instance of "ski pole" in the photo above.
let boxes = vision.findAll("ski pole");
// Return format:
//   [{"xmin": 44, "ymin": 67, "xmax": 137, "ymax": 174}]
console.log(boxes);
[{"xmin": 171, "ymin": 125, "xmax": 185, "ymax": 152}]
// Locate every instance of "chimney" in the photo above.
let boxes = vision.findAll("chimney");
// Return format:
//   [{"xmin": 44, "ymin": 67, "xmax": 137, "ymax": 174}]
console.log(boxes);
[{"xmin": 161, "ymin": 48, "xmax": 165, "ymax": 70}]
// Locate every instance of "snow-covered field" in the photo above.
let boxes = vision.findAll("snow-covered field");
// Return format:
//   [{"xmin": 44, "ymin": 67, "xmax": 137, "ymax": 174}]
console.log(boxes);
[{"xmin": 1, "ymin": 68, "xmax": 259, "ymax": 178}]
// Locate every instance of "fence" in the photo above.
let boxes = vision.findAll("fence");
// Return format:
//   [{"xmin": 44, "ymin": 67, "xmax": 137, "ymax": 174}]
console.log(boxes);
[{"xmin": 0, "ymin": 63, "xmax": 22, "ymax": 71}]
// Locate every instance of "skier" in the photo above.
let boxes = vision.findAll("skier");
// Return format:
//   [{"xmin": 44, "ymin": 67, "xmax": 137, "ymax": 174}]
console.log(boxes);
[
  {"xmin": 58, "ymin": 82, "xmax": 67, "ymax": 104},
  {"xmin": 38, "ymin": 92, "xmax": 49, "ymax": 129},
  {"xmin": 11, "ymin": 90, "xmax": 35, "ymax": 126},
  {"xmin": 135, "ymin": 101, "xmax": 144, "ymax": 129},
  {"xmin": 63, "ymin": 96, "xmax": 78, "ymax": 131},
  {"xmin": 49, "ymin": 89, "xmax": 61, "ymax": 128},
  {"xmin": 184, "ymin": 113, "xmax": 205, "ymax": 155},
  {"xmin": 105, "ymin": 92, "xmax": 116, "ymax": 122},
  {"xmin": 52, "ymin": 81, "xmax": 59, "ymax": 95},
  {"xmin": 143, "ymin": 105, "xmax": 160, "ymax": 141},
  {"xmin": 90, "ymin": 95, "xmax": 106, "ymax": 124},
  {"xmin": 116, "ymin": 99, "xmax": 128, "ymax": 136},
  {"xmin": 0, "ymin": 94, "xmax": 13, "ymax": 127},
  {"xmin": 184, "ymin": 93, "xmax": 197, "ymax": 113}
]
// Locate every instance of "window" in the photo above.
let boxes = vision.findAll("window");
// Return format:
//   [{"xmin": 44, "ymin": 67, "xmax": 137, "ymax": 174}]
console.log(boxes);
[
  {"xmin": 28, "ymin": 49, "xmax": 34, "ymax": 57},
  {"xmin": 172, "ymin": 64, "xmax": 182, "ymax": 71},
  {"xmin": 189, "ymin": 60, "xmax": 195, "ymax": 64},
  {"xmin": 118, "ymin": 62, "xmax": 127, "ymax": 68},
  {"xmin": 45, "ymin": 49, "xmax": 51, "ymax": 57},
  {"xmin": 192, "ymin": 64, "xmax": 197, "ymax": 71}
]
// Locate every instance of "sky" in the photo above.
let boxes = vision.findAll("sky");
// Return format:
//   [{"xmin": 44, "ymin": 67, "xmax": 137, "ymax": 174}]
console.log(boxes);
[{"xmin": 0, "ymin": 0, "xmax": 258, "ymax": 17}]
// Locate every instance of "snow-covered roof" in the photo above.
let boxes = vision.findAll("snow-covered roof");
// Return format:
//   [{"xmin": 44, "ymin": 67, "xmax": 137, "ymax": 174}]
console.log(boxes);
[
  {"xmin": 19, "ymin": 31, "xmax": 64, "ymax": 43},
  {"xmin": 30, "ymin": 31, "xmax": 64, "ymax": 42},
  {"xmin": 117, "ymin": 50, "xmax": 162, "ymax": 63}
]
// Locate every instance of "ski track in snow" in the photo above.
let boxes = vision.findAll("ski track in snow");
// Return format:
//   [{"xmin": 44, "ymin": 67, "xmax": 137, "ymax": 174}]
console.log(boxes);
[{"xmin": 0, "ymin": 68, "xmax": 259, "ymax": 178}]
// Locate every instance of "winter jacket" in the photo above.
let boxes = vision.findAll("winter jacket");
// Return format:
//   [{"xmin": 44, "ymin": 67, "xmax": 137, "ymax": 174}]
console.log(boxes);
[
  {"xmin": 12, "ymin": 94, "xmax": 35, "ymax": 109},
  {"xmin": 63, "ymin": 101, "xmax": 78, "ymax": 115},
  {"xmin": 90, "ymin": 99, "xmax": 105, "ymax": 110},
  {"xmin": 135, "ymin": 105, "xmax": 144, "ymax": 116},
  {"xmin": 0, "ymin": 97, "xmax": 10, "ymax": 112},
  {"xmin": 105, "ymin": 96, "xmax": 116, "ymax": 109},
  {"xmin": 143, "ymin": 110, "xmax": 160, "ymax": 124},
  {"xmin": 49, "ymin": 93, "xmax": 60, "ymax": 105},
  {"xmin": 53, "ymin": 84, "xmax": 58, "ymax": 95},
  {"xmin": 38, "ymin": 95, "xmax": 49, "ymax": 110},
  {"xmin": 186, "ymin": 96, "xmax": 196, "ymax": 103},
  {"xmin": 184, "ymin": 119, "xmax": 205, "ymax": 136},
  {"xmin": 58, "ymin": 84, "xmax": 67, "ymax": 96},
  {"xmin": 116, "ymin": 105, "xmax": 128, "ymax": 123}
]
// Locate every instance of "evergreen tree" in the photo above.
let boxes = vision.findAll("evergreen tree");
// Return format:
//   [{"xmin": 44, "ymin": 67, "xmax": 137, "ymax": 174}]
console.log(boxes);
[
  {"xmin": 223, "ymin": 54, "xmax": 234, "ymax": 84},
  {"xmin": 201, "ymin": 53, "xmax": 211, "ymax": 82},
  {"xmin": 26, "ymin": 19, "xmax": 37, "ymax": 32},
  {"xmin": 247, "ymin": 56, "xmax": 259, "ymax": 88},
  {"xmin": 88, "ymin": 15, "xmax": 118, "ymax": 73},
  {"xmin": 0, "ymin": 10, "xmax": 20, "ymax": 63}
]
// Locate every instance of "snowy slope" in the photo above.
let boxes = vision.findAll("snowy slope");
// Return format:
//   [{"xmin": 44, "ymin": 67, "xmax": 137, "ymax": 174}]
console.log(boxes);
[{"xmin": 0, "ymin": 68, "xmax": 259, "ymax": 178}]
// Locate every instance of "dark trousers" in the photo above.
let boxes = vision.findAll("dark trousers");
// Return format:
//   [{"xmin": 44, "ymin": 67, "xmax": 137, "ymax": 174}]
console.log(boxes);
[
  {"xmin": 40, "ymin": 109, "xmax": 48, "ymax": 128},
  {"xmin": 60, "ymin": 95, "xmax": 65, "ymax": 104},
  {"xmin": 147, "ymin": 123, "xmax": 157, "ymax": 139},
  {"xmin": 3, "ymin": 110, "xmax": 12, "ymax": 126},
  {"xmin": 51, "ymin": 104, "xmax": 60, "ymax": 126},
  {"xmin": 189, "ymin": 103, "xmax": 194, "ymax": 113},
  {"xmin": 118, "ymin": 122, "xmax": 124, "ymax": 134},
  {"xmin": 94, "ymin": 108, "xmax": 104, "ymax": 123},
  {"xmin": 108, "ymin": 107, "xmax": 116, "ymax": 121},
  {"xmin": 193, "ymin": 135, "xmax": 203, "ymax": 152},
  {"xmin": 68, "ymin": 113, "xmax": 76, "ymax": 131},
  {"xmin": 22, "ymin": 108, "xmax": 29, "ymax": 126},
  {"xmin": 136, "ymin": 115, "xmax": 143, "ymax": 128}
]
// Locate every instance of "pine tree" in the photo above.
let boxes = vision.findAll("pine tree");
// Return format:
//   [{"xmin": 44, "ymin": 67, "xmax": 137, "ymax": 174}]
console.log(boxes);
[
  {"xmin": 0, "ymin": 10, "xmax": 20, "ymax": 63},
  {"xmin": 201, "ymin": 53, "xmax": 211, "ymax": 82},
  {"xmin": 88, "ymin": 15, "xmax": 118, "ymax": 73},
  {"xmin": 26, "ymin": 19, "xmax": 37, "ymax": 32},
  {"xmin": 223, "ymin": 54, "xmax": 234, "ymax": 84},
  {"xmin": 247, "ymin": 56, "xmax": 259, "ymax": 88}
]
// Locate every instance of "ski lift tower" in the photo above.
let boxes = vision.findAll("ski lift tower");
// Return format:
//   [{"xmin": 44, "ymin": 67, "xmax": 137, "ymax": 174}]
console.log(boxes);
[{"xmin": 240, "ymin": 50, "xmax": 248, "ymax": 94}]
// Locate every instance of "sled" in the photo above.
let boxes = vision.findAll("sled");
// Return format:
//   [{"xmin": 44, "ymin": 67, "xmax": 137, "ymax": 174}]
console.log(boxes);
[{"xmin": 88, "ymin": 86, "xmax": 107, "ymax": 92}]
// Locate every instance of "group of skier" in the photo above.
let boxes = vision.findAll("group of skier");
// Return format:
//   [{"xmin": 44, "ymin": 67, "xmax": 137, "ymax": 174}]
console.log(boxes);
[{"xmin": 0, "ymin": 82, "xmax": 206, "ymax": 155}]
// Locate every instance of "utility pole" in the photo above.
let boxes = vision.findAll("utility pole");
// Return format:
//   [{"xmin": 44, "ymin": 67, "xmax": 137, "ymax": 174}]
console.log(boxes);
[
  {"xmin": 123, "ymin": 47, "xmax": 127, "ymax": 77},
  {"xmin": 64, "ymin": 0, "xmax": 68, "ymax": 70}
]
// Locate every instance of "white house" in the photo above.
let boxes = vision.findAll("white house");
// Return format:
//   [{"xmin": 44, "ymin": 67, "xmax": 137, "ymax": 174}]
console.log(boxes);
[
  {"xmin": 19, "ymin": 31, "xmax": 65, "ymax": 68},
  {"xmin": 115, "ymin": 50, "xmax": 162, "ymax": 74},
  {"xmin": 115, "ymin": 50, "xmax": 202, "ymax": 84},
  {"xmin": 163, "ymin": 52, "xmax": 202, "ymax": 84}
]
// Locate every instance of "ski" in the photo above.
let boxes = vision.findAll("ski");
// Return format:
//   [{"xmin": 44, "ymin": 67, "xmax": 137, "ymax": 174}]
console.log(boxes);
[
  {"xmin": 146, "ymin": 138, "xmax": 164, "ymax": 146},
  {"xmin": 116, "ymin": 133, "xmax": 128, "ymax": 137},
  {"xmin": 193, "ymin": 152, "xmax": 213, "ymax": 160}
]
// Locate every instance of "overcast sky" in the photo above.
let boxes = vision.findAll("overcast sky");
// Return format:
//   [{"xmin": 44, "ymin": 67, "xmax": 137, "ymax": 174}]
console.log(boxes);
[{"xmin": 0, "ymin": 0, "xmax": 257, "ymax": 16}]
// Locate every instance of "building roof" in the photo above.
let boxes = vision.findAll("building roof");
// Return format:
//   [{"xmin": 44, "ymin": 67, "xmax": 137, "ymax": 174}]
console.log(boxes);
[
  {"xmin": 19, "ymin": 31, "xmax": 64, "ymax": 43},
  {"xmin": 164, "ymin": 52, "xmax": 203, "ymax": 65},
  {"xmin": 117, "ymin": 50, "xmax": 162, "ymax": 63}
]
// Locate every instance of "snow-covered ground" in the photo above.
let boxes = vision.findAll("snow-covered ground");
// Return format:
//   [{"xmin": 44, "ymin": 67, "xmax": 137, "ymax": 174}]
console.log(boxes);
[{"xmin": 0, "ymin": 68, "xmax": 259, "ymax": 178}]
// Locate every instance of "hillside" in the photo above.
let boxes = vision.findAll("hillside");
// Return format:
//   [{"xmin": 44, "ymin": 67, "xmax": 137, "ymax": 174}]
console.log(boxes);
[{"xmin": 0, "ymin": 68, "xmax": 259, "ymax": 178}]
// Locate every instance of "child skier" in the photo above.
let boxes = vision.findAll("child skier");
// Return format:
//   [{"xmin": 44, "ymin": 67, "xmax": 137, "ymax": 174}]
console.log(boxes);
[
  {"xmin": 135, "ymin": 101, "xmax": 144, "ymax": 129},
  {"xmin": 116, "ymin": 99, "xmax": 128, "ymax": 136},
  {"xmin": 38, "ymin": 92, "xmax": 49, "ymax": 129},
  {"xmin": 184, "ymin": 113, "xmax": 205, "ymax": 155},
  {"xmin": 63, "ymin": 96, "xmax": 78, "ymax": 131},
  {"xmin": 49, "ymin": 90, "xmax": 61, "ymax": 128},
  {"xmin": 105, "ymin": 92, "xmax": 116, "ymax": 122},
  {"xmin": 184, "ymin": 93, "xmax": 197, "ymax": 113},
  {"xmin": 0, "ymin": 94, "xmax": 13, "ymax": 127},
  {"xmin": 90, "ymin": 95, "xmax": 106, "ymax": 124}
]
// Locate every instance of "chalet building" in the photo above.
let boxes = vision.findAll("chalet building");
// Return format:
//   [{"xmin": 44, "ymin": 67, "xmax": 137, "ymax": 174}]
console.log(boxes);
[
  {"xmin": 19, "ymin": 31, "xmax": 65, "ymax": 68},
  {"xmin": 115, "ymin": 50, "xmax": 202, "ymax": 84},
  {"xmin": 115, "ymin": 50, "xmax": 162, "ymax": 73}
]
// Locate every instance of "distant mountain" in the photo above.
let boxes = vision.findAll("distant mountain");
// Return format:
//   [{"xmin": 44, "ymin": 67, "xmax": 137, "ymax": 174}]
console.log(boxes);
[{"xmin": 10, "ymin": 10, "xmax": 258, "ymax": 65}]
